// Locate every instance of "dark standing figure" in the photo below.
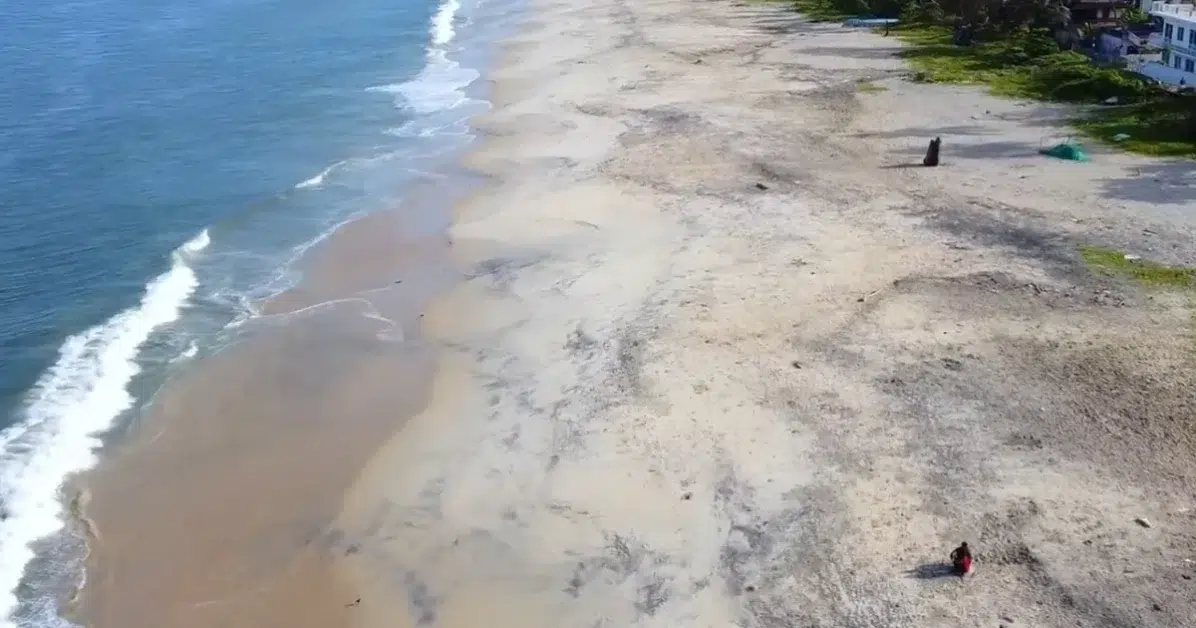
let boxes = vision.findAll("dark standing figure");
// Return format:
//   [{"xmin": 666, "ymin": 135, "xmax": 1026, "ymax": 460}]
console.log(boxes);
[
  {"xmin": 923, "ymin": 136, "xmax": 941, "ymax": 167},
  {"xmin": 950, "ymin": 542, "xmax": 973, "ymax": 577}
]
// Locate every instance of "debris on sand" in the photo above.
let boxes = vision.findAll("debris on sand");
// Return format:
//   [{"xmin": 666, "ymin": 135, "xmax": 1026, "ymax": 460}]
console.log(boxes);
[
  {"xmin": 843, "ymin": 17, "xmax": 899, "ymax": 28},
  {"xmin": 1135, "ymin": 517, "xmax": 1153, "ymax": 528},
  {"xmin": 1039, "ymin": 142, "xmax": 1088, "ymax": 162}
]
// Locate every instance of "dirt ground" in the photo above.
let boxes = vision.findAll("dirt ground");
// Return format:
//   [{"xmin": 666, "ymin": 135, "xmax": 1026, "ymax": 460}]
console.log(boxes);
[{"xmin": 333, "ymin": 2, "xmax": 1196, "ymax": 627}]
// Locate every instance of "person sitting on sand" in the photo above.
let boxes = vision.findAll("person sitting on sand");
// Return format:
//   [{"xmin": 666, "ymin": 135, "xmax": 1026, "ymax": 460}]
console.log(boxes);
[{"xmin": 951, "ymin": 542, "xmax": 973, "ymax": 576}]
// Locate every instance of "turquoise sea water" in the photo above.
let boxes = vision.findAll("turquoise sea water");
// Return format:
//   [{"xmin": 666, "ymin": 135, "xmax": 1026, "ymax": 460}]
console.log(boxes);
[{"xmin": 0, "ymin": 0, "xmax": 508, "ymax": 624}]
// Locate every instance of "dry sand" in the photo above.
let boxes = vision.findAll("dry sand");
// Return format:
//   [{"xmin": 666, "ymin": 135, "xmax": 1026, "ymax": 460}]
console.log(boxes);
[{"xmin": 329, "ymin": 1, "xmax": 1196, "ymax": 627}]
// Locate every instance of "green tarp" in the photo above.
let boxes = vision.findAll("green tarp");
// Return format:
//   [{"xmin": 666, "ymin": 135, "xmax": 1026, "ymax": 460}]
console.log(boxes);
[{"xmin": 1039, "ymin": 142, "xmax": 1088, "ymax": 162}]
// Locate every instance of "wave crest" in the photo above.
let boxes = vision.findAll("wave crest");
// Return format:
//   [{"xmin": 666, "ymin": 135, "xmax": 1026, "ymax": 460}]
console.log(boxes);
[{"xmin": 0, "ymin": 230, "xmax": 207, "ymax": 627}]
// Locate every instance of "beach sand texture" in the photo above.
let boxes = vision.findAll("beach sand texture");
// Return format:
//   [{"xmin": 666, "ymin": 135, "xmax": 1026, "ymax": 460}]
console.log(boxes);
[
  {"xmin": 334, "ymin": 1, "xmax": 1196, "ymax": 627},
  {"xmin": 80, "ymin": 0, "xmax": 1196, "ymax": 627},
  {"xmin": 77, "ymin": 210, "xmax": 451, "ymax": 628}
]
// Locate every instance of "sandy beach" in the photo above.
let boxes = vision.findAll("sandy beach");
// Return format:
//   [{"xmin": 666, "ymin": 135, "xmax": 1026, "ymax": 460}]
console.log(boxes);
[
  {"xmin": 332, "ymin": 1, "xmax": 1196, "ymax": 627},
  {"xmin": 77, "ymin": 0, "xmax": 1196, "ymax": 626}
]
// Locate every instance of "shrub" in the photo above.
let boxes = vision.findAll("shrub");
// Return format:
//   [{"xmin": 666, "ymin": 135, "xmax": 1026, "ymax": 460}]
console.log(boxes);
[{"xmin": 1028, "ymin": 54, "xmax": 1155, "ymax": 103}]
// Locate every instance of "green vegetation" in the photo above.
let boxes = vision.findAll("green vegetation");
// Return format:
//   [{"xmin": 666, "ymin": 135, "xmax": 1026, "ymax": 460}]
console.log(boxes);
[
  {"xmin": 893, "ymin": 27, "xmax": 1153, "ymax": 103},
  {"xmin": 893, "ymin": 26, "xmax": 1196, "ymax": 156},
  {"xmin": 789, "ymin": 0, "xmax": 853, "ymax": 22},
  {"xmin": 1123, "ymin": 8, "xmax": 1151, "ymax": 27},
  {"xmin": 785, "ymin": 0, "xmax": 1196, "ymax": 157},
  {"xmin": 856, "ymin": 80, "xmax": 888, "ymax": 93},
  {"xmin": 1075, "ymin": 100, "xmax": 1196, "ymax": 158},
  {"xmin": 1080, "ymin": 246, "xmax": 1196, "ymax": 289}
]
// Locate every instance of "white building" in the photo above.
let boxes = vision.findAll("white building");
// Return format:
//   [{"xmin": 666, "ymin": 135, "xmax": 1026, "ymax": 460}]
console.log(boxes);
[{"xmin": 1140, "ymin": 1, "xmax": 1196, "ymax": 85}]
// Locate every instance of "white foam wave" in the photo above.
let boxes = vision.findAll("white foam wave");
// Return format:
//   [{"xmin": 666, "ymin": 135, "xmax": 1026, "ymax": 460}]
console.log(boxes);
[
  {"xmin": 366, "ymin": 0, "xmax": 478, "ymax": 116},
  {"xmin": 0, "ymin": 229, "xmax": 208, "ymax": 627},
  {"xmin": 385, "ymin": 121, "xmax": 440, "ymax": 138},
  {"xmin": 295, "ymin": 161, "xmax": 344, "ymax": 190},
  {"xmin": 431, "ymin": 0, "xmax": 461, "ymax": 47},
  {"xmin": 403, "ymin": 167, "xmax": 451, "ymax": 180},
  {"xmin": 174, "ymin": 341, "xmax": 199, "ymax": 362},
  {"xmin": 385, "ymin": 114, "xmax": 474, "ymax": 139},
  {"xmin": 180, "ymin": 228, "xmax": 210, "ymax": 254},
  {"xmin": 376, "ymin": 54, "xmax": 480, "ymax": 115}
]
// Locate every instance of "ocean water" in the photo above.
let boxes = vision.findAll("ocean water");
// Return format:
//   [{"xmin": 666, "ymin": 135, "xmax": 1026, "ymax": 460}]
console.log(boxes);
[{"xmin": 0, "ymin": 0, "xmax": 513, "ymax": 624}]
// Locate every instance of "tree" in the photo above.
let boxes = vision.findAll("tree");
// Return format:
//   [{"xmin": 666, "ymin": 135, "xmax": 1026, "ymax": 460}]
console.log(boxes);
[{"xmin": 901, "ymin": 0, "xmax": 946, "ymax": 23}]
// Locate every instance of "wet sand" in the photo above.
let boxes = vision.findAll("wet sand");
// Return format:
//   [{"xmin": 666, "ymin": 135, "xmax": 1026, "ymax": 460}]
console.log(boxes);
[
  {"xmin": 329, "ymin": 1, "xmax": 1196, "ymax": 627},
  {"xmin": 75, "ymin": 208, "xmax": 452, "ymax": 628}
]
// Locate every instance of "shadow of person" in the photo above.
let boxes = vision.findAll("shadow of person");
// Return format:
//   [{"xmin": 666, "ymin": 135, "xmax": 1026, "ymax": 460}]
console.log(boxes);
[{"xmin": 904, "ymin": 562, "xmax": 957, "ymax": 579}]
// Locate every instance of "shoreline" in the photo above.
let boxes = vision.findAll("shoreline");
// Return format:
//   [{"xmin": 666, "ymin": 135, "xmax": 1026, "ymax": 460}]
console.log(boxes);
[
  {"xmin": 59, "ymin": 0, "xmax": 518, "ymax": 622},
  {"xmin": 333, "ymin": 1, "xmax": 1196, "ymax": 626},
  {"xmin": 72, "ymin": 204, "xmax": 452, "ymax": 628},
  {"xmin": 2, "ymin": 0, "xmax": 516, "ymax": 623}
]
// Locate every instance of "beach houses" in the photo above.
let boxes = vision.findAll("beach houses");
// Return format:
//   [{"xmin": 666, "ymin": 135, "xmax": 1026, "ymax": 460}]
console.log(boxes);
[
  {"xmin": 1137, "ymin": 1, "xmax": 1196, "ymax": 85},
  {"xmin": 1069, "ymin": 0, "xmax": 1134, "ymax": 29},
  {"xmin": 1097, "ymin": 25, "xmax": 1160, "ymax": 61},
  {"xmin": 1056, "ymin": 0, "xmax": 1138, "ymax": 51}
]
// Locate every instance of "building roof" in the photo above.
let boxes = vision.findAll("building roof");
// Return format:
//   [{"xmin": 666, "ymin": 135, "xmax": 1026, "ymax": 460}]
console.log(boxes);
[
  {"xmin": 1151, "ymin": 1, "xmax": 1196, "ymax": 27},
  {"xmin": 1106, "ymin": 25, "xmax": 1162, "ymax": 38}
]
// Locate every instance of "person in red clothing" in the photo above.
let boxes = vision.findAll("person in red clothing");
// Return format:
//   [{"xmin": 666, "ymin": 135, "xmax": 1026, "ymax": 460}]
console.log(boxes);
[{"xmin": 951, "ymin": 542, "xmax": 973, "ymax": 576}]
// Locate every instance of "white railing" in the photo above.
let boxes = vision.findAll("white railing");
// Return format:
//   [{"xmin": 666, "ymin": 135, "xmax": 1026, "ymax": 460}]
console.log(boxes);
[{"xmin": 1151, "ymin": 1, "xmax": 1196, "ymax": 18}]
